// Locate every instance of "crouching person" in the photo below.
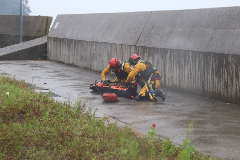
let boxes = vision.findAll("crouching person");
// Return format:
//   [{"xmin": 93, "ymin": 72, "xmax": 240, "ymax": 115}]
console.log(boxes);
[
  {"xmin": 101, "ymin": 58, "xmax": 131, "ymax": 84},
  {"xmin": 126, "ymin": 54, "xmax": 165, "ymax": 101}
]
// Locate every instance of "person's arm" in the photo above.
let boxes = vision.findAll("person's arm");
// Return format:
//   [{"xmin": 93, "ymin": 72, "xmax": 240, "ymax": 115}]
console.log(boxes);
[
  {"xmin": 126, "ymin": 63, "xmax": 146, "ymax": 83},
  {"xmin": 124, "ymin": 62, "xmax": 131, "ymax": 74},
  {"xmin": 101, "ymin": 65, "xmax": 111, "ymax": 81},
  {"xmin": 114, "ymin": 77, "xmax": 120, "ymax": 82}
]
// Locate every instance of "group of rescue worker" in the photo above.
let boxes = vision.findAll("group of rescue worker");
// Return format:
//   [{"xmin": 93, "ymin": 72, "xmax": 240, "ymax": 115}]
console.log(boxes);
[{"xmin": 101, "ymin": 54, "xmax": 166, "ymax": 102}]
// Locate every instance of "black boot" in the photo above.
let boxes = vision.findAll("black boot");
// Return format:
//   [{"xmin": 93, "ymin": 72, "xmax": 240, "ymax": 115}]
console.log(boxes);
[
  {"xmin": 155, "ymin": 89, "xmax": 166, "ymax": 101},
  {"xmin": 135, "ymin": 96, "xmax": 141, "ymax": 101},
  {"xmin": 135, "ymin": 95, "xmax": 146, "ymax": 101}
]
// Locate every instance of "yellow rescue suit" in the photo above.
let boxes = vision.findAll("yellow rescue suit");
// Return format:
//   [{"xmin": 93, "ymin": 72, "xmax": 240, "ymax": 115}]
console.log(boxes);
[
  {"xmin": 101, "ymin": 60, "xmax": 131, "ymax": 82},
  {"xmin": 126, "ymin": 60, "xmax": 161, "ymax": 101}
]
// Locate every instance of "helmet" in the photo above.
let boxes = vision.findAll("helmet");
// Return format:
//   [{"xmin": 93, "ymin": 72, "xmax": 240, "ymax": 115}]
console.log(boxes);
[
  {"xmin": 109, "ymin": 58, "xmax": 120, "ymax": 69},
  {"xmin": 129, "ymin": 54, "xmax": 140, "ymax": 65}
]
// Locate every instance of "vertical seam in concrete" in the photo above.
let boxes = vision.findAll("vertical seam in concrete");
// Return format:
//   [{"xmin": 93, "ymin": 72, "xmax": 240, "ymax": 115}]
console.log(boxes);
[
  {"xmin": 45, "ymin": 17, "xmax": 48, "ymax": 36},
  {"xmin": 135, "ymin": 11, "xmax": 152, "ymax": 46}
]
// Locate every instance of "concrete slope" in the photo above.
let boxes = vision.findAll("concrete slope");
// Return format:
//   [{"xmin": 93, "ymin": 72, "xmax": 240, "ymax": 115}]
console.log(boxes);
[
  {"xmin": 0, "ymin": 36, "xmax": 47, "ymax": 60},
  {"xmin": 137, "ymin": 6, "xmax": 240, "ymax": 55},
  {"xmin": 0, "ymin": 15, "xmax": 52, "ymax": 48},
  {"xmin": 49, "ymin": 12, "xmax": 151, "ymax": 45}
]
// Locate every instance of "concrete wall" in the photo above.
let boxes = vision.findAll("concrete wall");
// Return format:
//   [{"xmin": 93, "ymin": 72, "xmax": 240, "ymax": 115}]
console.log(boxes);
[
  {"xmin": 0, "ymin": 36, "xmax": 47, "ymax": 60},
  {"xmin": 47, "ymin": 7, "xmax": 240, "ymax": 105},
  {"xmin": 137, "ymin": 7, "xmax": 240, "ymax": 54},
  {"xmin": 0, "ymin": 15, "xmax": 52, "ymax": 48},
  {"xmin": 48, "ymin": 12, "xmax": 150, "ymax": 69}
]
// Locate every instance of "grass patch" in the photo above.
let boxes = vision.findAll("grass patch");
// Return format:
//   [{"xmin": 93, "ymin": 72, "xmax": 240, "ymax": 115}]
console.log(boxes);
[{"xmin": 0, "ymin": 75, "xmax": 220, "ymax": 159}]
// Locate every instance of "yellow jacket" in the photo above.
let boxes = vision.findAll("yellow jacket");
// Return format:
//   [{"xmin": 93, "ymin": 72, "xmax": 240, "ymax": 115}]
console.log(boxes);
[
  {"xmin": 101, "ymin": 61, "xmax": 131, "ymax": 82},
  {"xmin": 126, "ymin": 60, "xmax": 161, "ymax": 83}
]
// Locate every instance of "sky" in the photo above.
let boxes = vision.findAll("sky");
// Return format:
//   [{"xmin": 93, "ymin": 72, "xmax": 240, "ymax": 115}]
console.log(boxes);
[{"xmin": 28, "ymin": 0, "xmax": 240, "ymax": 26}]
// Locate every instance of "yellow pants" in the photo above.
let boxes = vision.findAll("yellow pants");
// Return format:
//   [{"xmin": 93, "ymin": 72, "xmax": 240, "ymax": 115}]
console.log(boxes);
[{"xmin": 139, "ymin": 79, "xmax": 160, "ymax": 101}]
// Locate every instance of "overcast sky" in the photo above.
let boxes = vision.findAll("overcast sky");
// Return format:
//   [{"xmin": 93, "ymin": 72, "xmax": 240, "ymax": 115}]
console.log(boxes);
[{"xmin": 28, "ymin": 0, "xmax": 240, "ymax": 25}]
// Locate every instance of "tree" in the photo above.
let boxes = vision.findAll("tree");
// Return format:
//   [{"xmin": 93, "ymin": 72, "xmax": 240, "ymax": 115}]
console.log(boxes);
[{"xmin": 0, "ymin": 0, "xmax": 31, "ymax": 15}]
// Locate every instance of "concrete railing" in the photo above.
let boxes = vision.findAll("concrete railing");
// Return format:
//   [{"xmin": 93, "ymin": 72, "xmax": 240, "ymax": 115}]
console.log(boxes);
[{"xmin": 47, "ymin": 7, "xmax": 240, "ymax": 105}]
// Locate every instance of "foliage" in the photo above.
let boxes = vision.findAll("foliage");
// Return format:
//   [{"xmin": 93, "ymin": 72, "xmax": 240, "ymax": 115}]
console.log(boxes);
[
  {"xmin": 0, "ymin": 75, "xmax": 219, "ymax": 159},
  {"xmin": 0, "ymin": 0, "xmax": 31, "ymax": 15}
]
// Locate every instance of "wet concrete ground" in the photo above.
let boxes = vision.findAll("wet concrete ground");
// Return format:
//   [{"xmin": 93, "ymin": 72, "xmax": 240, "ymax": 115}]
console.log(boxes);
[{"xmin": 1, "ymin": 60, "xmax": 240, "ymax": 160}]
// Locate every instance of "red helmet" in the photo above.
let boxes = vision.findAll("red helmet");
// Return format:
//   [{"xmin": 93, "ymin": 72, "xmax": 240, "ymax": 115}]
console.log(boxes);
[
  {"xmin": 129, "ymin": 54, "xmax": 140, "ymax": 65},
  {"xmin": 109, "ymin": 58, "xmax": 120, "ymax": 69}
]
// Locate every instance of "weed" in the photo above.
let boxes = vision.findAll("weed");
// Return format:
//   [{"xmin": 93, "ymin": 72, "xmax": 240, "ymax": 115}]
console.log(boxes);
[
  {"xmin": 181, "ymin": 122, "xmax": 196, "ymax": 153},
  {"xmin": 42, "ymin": 54, "xmax": 48, "ymax": 60},
  {"xmin": 0, "ymin": 75, "xmax": 218, "ymax": 160}
]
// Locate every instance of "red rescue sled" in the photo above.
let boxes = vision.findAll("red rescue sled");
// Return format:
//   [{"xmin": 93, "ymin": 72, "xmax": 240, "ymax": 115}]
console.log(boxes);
[{"xmin": 89, "ymin": 80, "xmax": 138, "ymax": 102}]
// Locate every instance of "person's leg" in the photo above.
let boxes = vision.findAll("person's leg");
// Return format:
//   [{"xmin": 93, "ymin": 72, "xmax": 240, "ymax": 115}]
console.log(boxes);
[
  {"xmin": 154, "ymin": 79, "xmax": 160, "ymax": 89},
  {"xmin": 137, "ymin": 86, "xmax": 148, "ymax": 101},
  {"xmin": 146, "ymin": 81, "xmax": 158, "ymax": 101},
  {"xmin": 137, "ymin": 81, "xmax": 158, "ymax": 101},
  {"xmin": 154, "ymin": 79, "xmax": 166, "ymax": 100}
]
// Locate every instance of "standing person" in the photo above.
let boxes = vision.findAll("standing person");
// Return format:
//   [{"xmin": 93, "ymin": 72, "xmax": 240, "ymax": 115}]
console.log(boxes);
[
  {"xmin": 126, "ymin": 54, "xmax": 165, "ymax": 101},
  {"xmin": 101, "ymin": 58, "xmax": 131, "ymax": 83}
]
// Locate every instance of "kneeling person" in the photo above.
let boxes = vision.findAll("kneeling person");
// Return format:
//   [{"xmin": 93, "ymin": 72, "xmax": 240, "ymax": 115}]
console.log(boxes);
[
  {"xmin": 126, "ymin": 54, "xmax": 165, "ymax": 101},
  {"xmin": 101, "ymin": 58, "xmax": 131, "ymax": 83}
]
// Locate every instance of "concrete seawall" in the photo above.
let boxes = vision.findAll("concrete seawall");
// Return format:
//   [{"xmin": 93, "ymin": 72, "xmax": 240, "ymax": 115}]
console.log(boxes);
[
  {"xmin": 48, "ymin": 7, "xmax": 240, "ymax": 105},
  {"xmin": 0, "ymin": 15, "xmax": 52, "ymax": 48},
  {"xmin": 0, "ymin": 36, "xmax": 47, "ymax": 60}
]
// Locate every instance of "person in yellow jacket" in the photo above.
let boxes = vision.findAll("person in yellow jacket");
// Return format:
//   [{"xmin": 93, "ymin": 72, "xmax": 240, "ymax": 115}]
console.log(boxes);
[
  {"xmin": 101, "ymin": 58, "xmax": 131, "ymax": 83},
  {"xmin": 126, "ymin": 54, "xmax": 165, "ymax": 101}
]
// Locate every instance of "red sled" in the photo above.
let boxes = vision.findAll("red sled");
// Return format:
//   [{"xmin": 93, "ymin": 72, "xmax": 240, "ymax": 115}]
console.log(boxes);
[{"xmin": 102, "ymin": 92, "xmax": 119, "ymax": 102}]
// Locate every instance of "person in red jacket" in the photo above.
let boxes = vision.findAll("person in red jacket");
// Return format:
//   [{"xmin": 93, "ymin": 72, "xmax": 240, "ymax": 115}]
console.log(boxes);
[{"xmin": 101, "ymin": 58, "xmax": 131, "ymax": 83}]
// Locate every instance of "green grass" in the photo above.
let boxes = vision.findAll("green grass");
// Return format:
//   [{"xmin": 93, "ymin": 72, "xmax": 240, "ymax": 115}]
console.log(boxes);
[{"xmin": 0, "ymin": 75, "xmax": 220, "ymax": 160}]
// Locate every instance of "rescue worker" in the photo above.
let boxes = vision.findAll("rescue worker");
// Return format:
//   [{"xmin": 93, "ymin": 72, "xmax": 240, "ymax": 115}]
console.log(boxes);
[
  {"xmin": 101, "ymin": 58, "xmax": 131, "ymax": 83},
  {"xmin": 126, "ymin": 54, "xmax": 165, "ymax": 101}
]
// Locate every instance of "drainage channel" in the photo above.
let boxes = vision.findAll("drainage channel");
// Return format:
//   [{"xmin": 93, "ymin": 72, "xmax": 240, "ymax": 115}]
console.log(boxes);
[
  {"xmin": 0, "ymin": 71, "xmax": 9, "ymax": 76},
  {"xmin": 34, "ymin": 89, "xmax": 69, "ymax": 103},
  {"xmin": 24, "ymin": 83, "xmax": 69, "ymax": 103},
  {"xmin": 35, "ymin": 90, "xmax": 60, "ymax": 97}
]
